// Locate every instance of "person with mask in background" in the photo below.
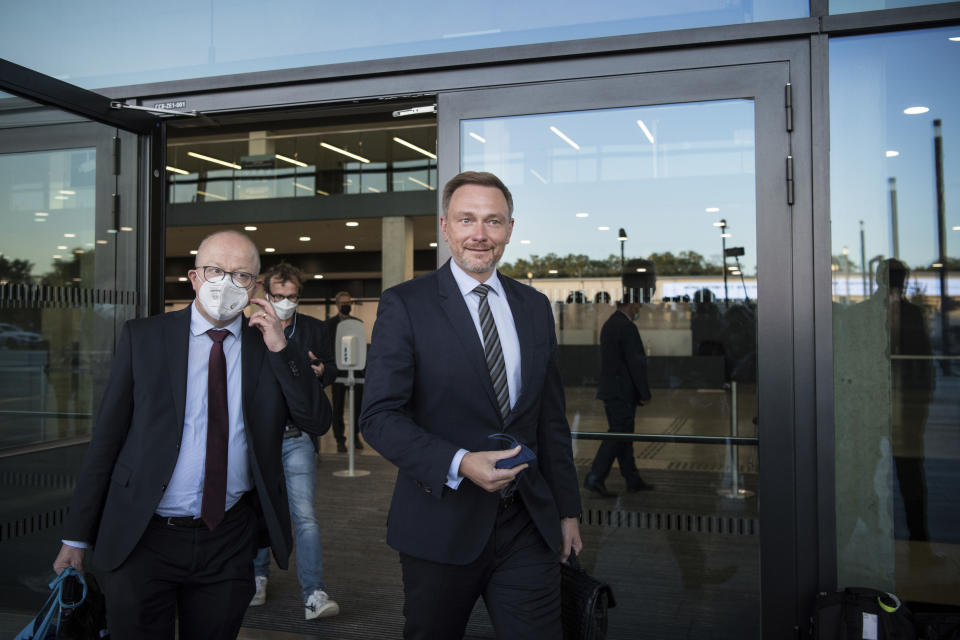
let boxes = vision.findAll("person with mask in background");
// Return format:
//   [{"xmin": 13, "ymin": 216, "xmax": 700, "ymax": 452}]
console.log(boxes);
[
  {"xmin": 52, "ymin": 230, "xmax": 330, "ymax": 639},
  {"xmin": 584, "ymin": 261, "xmax": 655, "ymax": 497},
  {"xmin": 249, "ymin": 262, "xmax": 339, "ymax": 619},
  {"xmin": 326, "ymin": 291, "xmax": 365, "ymax": 453}
]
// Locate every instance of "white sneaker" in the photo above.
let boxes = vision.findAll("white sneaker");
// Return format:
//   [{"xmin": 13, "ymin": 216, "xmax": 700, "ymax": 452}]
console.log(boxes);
[
  {"xmin": 249, "ymin": 576, "xmax": 268, "ymax": 607},
  {"xmin": 304, "ymin": 589, "xmax": 340, "ymax": 620}
]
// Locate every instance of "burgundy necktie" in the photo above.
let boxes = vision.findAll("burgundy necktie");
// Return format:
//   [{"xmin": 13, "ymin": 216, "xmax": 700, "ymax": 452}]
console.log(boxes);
[{"xmin": 202, "ymin": 328, "xmax": 230, "ymax": 531}]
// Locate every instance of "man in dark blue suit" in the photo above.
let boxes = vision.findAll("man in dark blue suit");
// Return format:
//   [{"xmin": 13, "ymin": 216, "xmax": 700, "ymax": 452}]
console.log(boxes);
[
  {"xmin": 52, "ymin": 230, "xmax": 329, "ymax": 639},
  {"xmin": 583, "ymin": 276, "xmax": 654, "ymax": 498},
  {"xmin": 361, "ymin": 171, "xmax": 582, "ymax": 639}
]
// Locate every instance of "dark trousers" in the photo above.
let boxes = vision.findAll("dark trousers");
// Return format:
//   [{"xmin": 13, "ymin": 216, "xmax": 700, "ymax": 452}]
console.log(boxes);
[
  {"xmin": 332, "ymin": 381, "xmax": 364, "ymax": 444},
  {"xmin": 399, "ymin": 499, "xmax": 561, "ymax": 640},
  {"xmin": 590, "ymin": 399, "xmax": 640, "ymax": 482},
  {"xmin": 100, "ymin": 497, "xmax": 258, "ymax": 640}
]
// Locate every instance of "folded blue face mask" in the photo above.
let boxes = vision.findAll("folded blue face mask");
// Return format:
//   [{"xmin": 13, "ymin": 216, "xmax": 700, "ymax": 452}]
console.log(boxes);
[{"xmin": 488, "ymin": 433, "xmax": 536, "ymax": 469}]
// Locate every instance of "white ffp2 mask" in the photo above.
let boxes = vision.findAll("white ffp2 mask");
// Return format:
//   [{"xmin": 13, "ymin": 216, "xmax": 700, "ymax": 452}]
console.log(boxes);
[
  {"xmin": 197, "ymin": 279, "xmax": 249, "ymax": 322},
  {"xmin": 271, "ymin": 298, "xmax": 298, "ymax": 320}
]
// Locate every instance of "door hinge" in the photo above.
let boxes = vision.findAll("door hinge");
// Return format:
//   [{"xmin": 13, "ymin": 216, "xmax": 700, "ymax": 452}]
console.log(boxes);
[
  {"xmin": 112, "ymin": 136, "xmax": 121, "ymax": 176},
  {"xmin": 786, "ymin": 155, "xmax": 795, "ymax": 205},
  {"xmin": 785, "ymin": 83, "xmax": 794, "ymax": 133}
]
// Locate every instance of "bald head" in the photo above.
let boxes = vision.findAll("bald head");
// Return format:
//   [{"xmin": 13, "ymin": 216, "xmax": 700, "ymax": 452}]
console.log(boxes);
[{"xmin": 195, "ymin": 230, "xmax": 261, "ymax": 275}]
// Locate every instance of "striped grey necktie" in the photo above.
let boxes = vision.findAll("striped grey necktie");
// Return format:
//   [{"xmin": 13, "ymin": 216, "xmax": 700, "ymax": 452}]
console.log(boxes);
[{"xmin": 474, "ymin": 284, "xmax": 511, "ymax": 421}]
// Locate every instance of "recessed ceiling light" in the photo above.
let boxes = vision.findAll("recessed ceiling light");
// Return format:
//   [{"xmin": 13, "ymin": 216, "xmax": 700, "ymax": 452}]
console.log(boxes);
[
  {"xmin": 178, "ymin": 277, "xmax": 188, "ymax": 282},
  {"xmin": 932, "ymin": 263, "xmax": 943, "ymax": 268},
  {"xmin": 107, "ymin": 229, "xmax": 118, "ymax": 234},
  {"xmin": 317, "ymin": 189, "xmax": 330, "ymax": 196},
  {"xmin": 575, "ymin": 212, "xmax": 589, "ymax": 218},
  {"xmin": 949, "ymin": 36, "xmax": 960, "ymax": 42},
  {"xmin": 429, "ymin": 242, "xmax": 438, "ymax": 248},
  {"xmin": 320, "ymin": 142, "xmax": 370, "ymax": 163},
  {"xmin": 393, "ymin": 137, "xmax": 437, "ymax": 160},
  {"xmin": 731, "ymin": 270, "xmax": 742, "ymax": 275},
  {"xmin": 408, "ymin": 177, "xmax": 435, "ymax": 190},
  {"xmin": 96, "ymin": 240, "xmax": 108, "ymax": 245},
  {"xmin": 597, "ymin": 226, "xmax": 610, "ymax": 231},
  {"xmin": 904, "ymin": 106, "xmax": 930, "ymax": 115},
  {"xmin": 344, "ymin": 244, "xmax": 356, "ymax": 250},
  {"xmin": 953, "ymin": 226, "xmax": 960, "ymax": 231},
  {"xmin": 314, "ymin": 274, "xmax": 324, "ymax": 279},
  {"xmin": 721, "ymin": 233, "xmax": 732, "ymax": 238},
  {"xmin": 64, "ymin": 233, "xmax": 76, "ymax": 238},
  {"xmin": 166, "ymin": 166, "xmax": 189, "ymax": 175},
  {"xmin": 636, "ymin": 120, "xmax": 655, "ymax": 144},
  {"xmin": 345, "ymin": 221, "xmax": 359, "ymax": 227},
  {"xmin": 705, "ymin": 207, "xmax": 720, "ymax": 213},
  {"xmin": 636, "ymin": 268, "xmax": 647, "ymax": 273},
  {"xmin": 34, "ymin": 218, "xmax": 47, "ymax": 222},
  {"xmin": 59, "ymin": 189, "xmax": 76, "ymax": 195},
  {"xmin": 52, "ymin": 254, "xmax": 62, "ymax": 259},
  {"xmin": 367, "ymin": 187, "xmax": 381, "ymax": 193},
  {"xmin": 187, "ymin": 151, "xmax": 242, "ymax": 170},
  {"xmin": 57, "ymin": 245, "xmax": 68, "ymax": 250},
  {"xmin": 244, "ymin": 226, "xmax": 257, "ymax": 231},
  {"xmin": 520, "ymin": 240, "xmax": 531, "ymax": 245},
  {"xmin": 190, "ymin": 250, "xmax": 198, "ymax": 255},
  {"xmin": 54, "ymin": 196, "xmax": 69, "ymax": 200},
  {"xmin": 549, "ymin": 126, "xmax": 580, "ymax": 150},
  {"xmin": 265, "ymin": 247, "xmax": 276, "ymax": 253},
  {"xmin": 120, "ymin": 227, "xmax": 133, "ymax": 232},
  {"xmin": 299, "ymin": 236, "xmax": 311, "ymax": 242},
  {"xmin": 712, "ymin": 221, "xmax": 726, "ymax": 227},
  {"xmin": 469, "ymin": 132, "xmax": 486, "ymax": 143},
  {"xmin": 885, "ymin": 150, "xmax": 899, "ymax": 158},
  {"xmin": 275, "ymin": 153, "xmax": 308, "ymax": 167},
  {"xmin": 35, "ymin": 212, "xmax": 48, "ymax": 217},
  {"xmin": 728, "ymin": 266, "xmax": 739, "ymax": 271},
  {"xmin": 548, "ymin": 269, "xmax": 559, "ymax": 274}
]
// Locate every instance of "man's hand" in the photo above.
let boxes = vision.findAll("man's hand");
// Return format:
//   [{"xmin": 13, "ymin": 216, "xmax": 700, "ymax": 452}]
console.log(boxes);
[
  {"xmin": 560, "ymin": 517, "xmax": 582, "ymax": 562},
  {"xmin": 53, "ymin": 544, "xmax": 84, "ymax": 575},
  {"xmin": 459, "ymin": 446, "xmax": 528, "ymax": 493},
  {"xmin": 248, "ymin": 298, "xmax": 287, "ymax": 352},
  {"xmin": 308, "ymin": 350, "xmax": 324, "ymax": 378}
]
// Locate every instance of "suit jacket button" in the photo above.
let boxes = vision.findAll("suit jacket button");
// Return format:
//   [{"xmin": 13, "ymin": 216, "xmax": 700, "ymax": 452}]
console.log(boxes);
[
  {"xmin": 424, "ymin": 487, "xmax": 432, "ymax": 494},
  {"xmin": 161, "ymin": 483, "xmax": 167, "ymax": 491}
]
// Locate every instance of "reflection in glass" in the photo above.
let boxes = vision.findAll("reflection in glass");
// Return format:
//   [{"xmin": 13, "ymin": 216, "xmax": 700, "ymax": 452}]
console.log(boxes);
[
  {"xmin": 831, "ymin": 0, "xmax": 957, "ymax": 13},
  {"xmin": 462, "ymin": 100, "xmax": 760, "ymax": 637},
  {"xmin": 831, "ymin": 27, "xmax": 960, "ymax": 607},
  {"xmin": 1, "ymin": 2, "xmax": 807, "ymax": 89}
]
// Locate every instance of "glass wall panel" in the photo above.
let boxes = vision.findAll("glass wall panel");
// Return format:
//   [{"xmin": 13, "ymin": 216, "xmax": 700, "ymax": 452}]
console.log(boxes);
[
  {"xmin": 0, "ymin": 96, "xmax": 139, "ymax": 610},
  {"xmin": 167, "ymin": 125, "xmax": 437, "ymax": 204},
  {"xmin": 831, "ymin": 27, "xmax": 960, "ymax": 606},
  {"xmin": 1, "ymin": 1, "xmax": 806, "ymax": 90},
  {"xmin": 831, "ymin": 0, "xmax": 958, "ymax": 14},
  {"xmin": 462, "ymin": 101, "xmax": 760, "ymax": 638}
]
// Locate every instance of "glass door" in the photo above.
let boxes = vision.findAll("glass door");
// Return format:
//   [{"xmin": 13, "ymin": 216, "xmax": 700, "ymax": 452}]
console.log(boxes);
[
  {"xmin": 439, "ymin": 62, "xmax": 800, "ymax": 638},
  {"xmin": 0, "ymin": 64, "xmax": 159, "ymax": 612}
]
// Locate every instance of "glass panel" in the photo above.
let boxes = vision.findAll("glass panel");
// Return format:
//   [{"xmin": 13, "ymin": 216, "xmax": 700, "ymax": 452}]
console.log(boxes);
[
  {"xmin": 831, "ymin": 0, "xmax": 958, "ymax": 14},
  {"xmin": 0, "ymin": 96, "xmax": 139, "ymax": 610},
  {"xmin": 831, "ymin": 28, "xmax": 960, "ymax": 607},
  {"xmin": 0, "ymin": 1, "xmax": 806, "ymax": 90},
  {"xmin": 462, "ymin": 101, "xmax": 759, "ymax": 638},
  {"xmin": 167, "ymin": 125, "xmax": 437, "ymax": 204}
]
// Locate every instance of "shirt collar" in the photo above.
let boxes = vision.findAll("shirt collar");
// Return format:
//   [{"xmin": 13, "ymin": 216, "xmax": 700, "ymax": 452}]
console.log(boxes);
[
  {"xmin": 449, "ymin": 259, "xmax": 504, "ymax": 299},
  {"xmin": 190, "ymin": 301, "xmax": 243, "ymax": 340}
]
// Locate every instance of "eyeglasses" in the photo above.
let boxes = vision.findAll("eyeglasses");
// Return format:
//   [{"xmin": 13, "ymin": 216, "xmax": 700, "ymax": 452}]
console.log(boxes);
[
  {"xmin": 268, "ymin": 292, "xmax": 300, "ymax": 303},
  {"xmin": 197, "ymin": 265, "xmax": 257, "ymax": 289}
]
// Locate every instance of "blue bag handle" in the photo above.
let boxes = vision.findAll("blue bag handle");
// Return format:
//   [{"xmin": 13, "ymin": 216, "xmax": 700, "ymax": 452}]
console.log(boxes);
[{"xmin": 13, "ymin": 568, "xmax": 86, "ymax": 640}]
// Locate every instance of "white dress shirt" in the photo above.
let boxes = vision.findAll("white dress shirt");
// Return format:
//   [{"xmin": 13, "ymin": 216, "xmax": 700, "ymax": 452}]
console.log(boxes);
[{"xmin": 445, "ymin": 260, "xmax": 523, "ymax": 489}]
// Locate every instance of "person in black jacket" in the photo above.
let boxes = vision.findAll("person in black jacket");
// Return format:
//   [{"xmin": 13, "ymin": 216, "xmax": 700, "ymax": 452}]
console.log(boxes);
[
  {"xmin": 584, "ymin": 281, "xmax": 654, "ymax": 497},
  {"xmin": 249, "ymin": 262, "xmax": 340, "ymax": 620}
]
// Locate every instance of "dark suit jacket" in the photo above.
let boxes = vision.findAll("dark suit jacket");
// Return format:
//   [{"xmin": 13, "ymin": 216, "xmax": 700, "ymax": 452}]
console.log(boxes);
[
  {"xmin": 287, "ymin": 312, "xmax": 335, "ymax": 450},
  {"xmin": 596, "ymin": 310, "xmax": 651, "ymax": 407},
  {"xmin": 360, "ymin": 260, "xmax": 581, "ymax": 565},
  {"xmin": 64, "ymin": 304, "xmax": 330, "ymax": 572}
]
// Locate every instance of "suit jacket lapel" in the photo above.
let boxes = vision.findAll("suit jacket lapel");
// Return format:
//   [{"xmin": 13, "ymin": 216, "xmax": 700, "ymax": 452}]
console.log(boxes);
[
  {"xmin": 241, "ymin": 319, "xmax": 264, "ymax": 424},
  {"xmin": 502, "ymin": 276, "xmax": 532, "ymax": 429},
  {"xmin": 437, "ymin": 261, "xmax": 500, "ymax": 417},
  {"xmin": 164, "ymin": 305, "xmax": 192, "ymax": 436}
]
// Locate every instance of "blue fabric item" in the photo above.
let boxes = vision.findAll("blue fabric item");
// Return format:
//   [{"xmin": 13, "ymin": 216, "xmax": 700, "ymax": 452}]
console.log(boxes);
[
  {"xmin": 14, "ymin": 568, "xmax": 86, "ymax": 640},
  {"xmin": 488, "ymin": 433, "xmax": 537, "ymax": 469}
]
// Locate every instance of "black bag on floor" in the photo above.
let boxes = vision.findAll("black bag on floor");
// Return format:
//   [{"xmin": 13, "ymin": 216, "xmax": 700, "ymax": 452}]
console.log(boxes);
[
  {"xmin": 561, "ymin": 551, "xmax": 616, "ymax": 640},
  {"xmin": 813, "ymin": 587, "xmax": 916, "ymax": 640}
]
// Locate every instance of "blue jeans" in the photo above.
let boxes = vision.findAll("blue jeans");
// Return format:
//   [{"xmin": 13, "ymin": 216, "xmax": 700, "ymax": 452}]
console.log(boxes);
[{"xmin": 253, "ymin": 432, "xmax": 326, "ymax": 600}]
